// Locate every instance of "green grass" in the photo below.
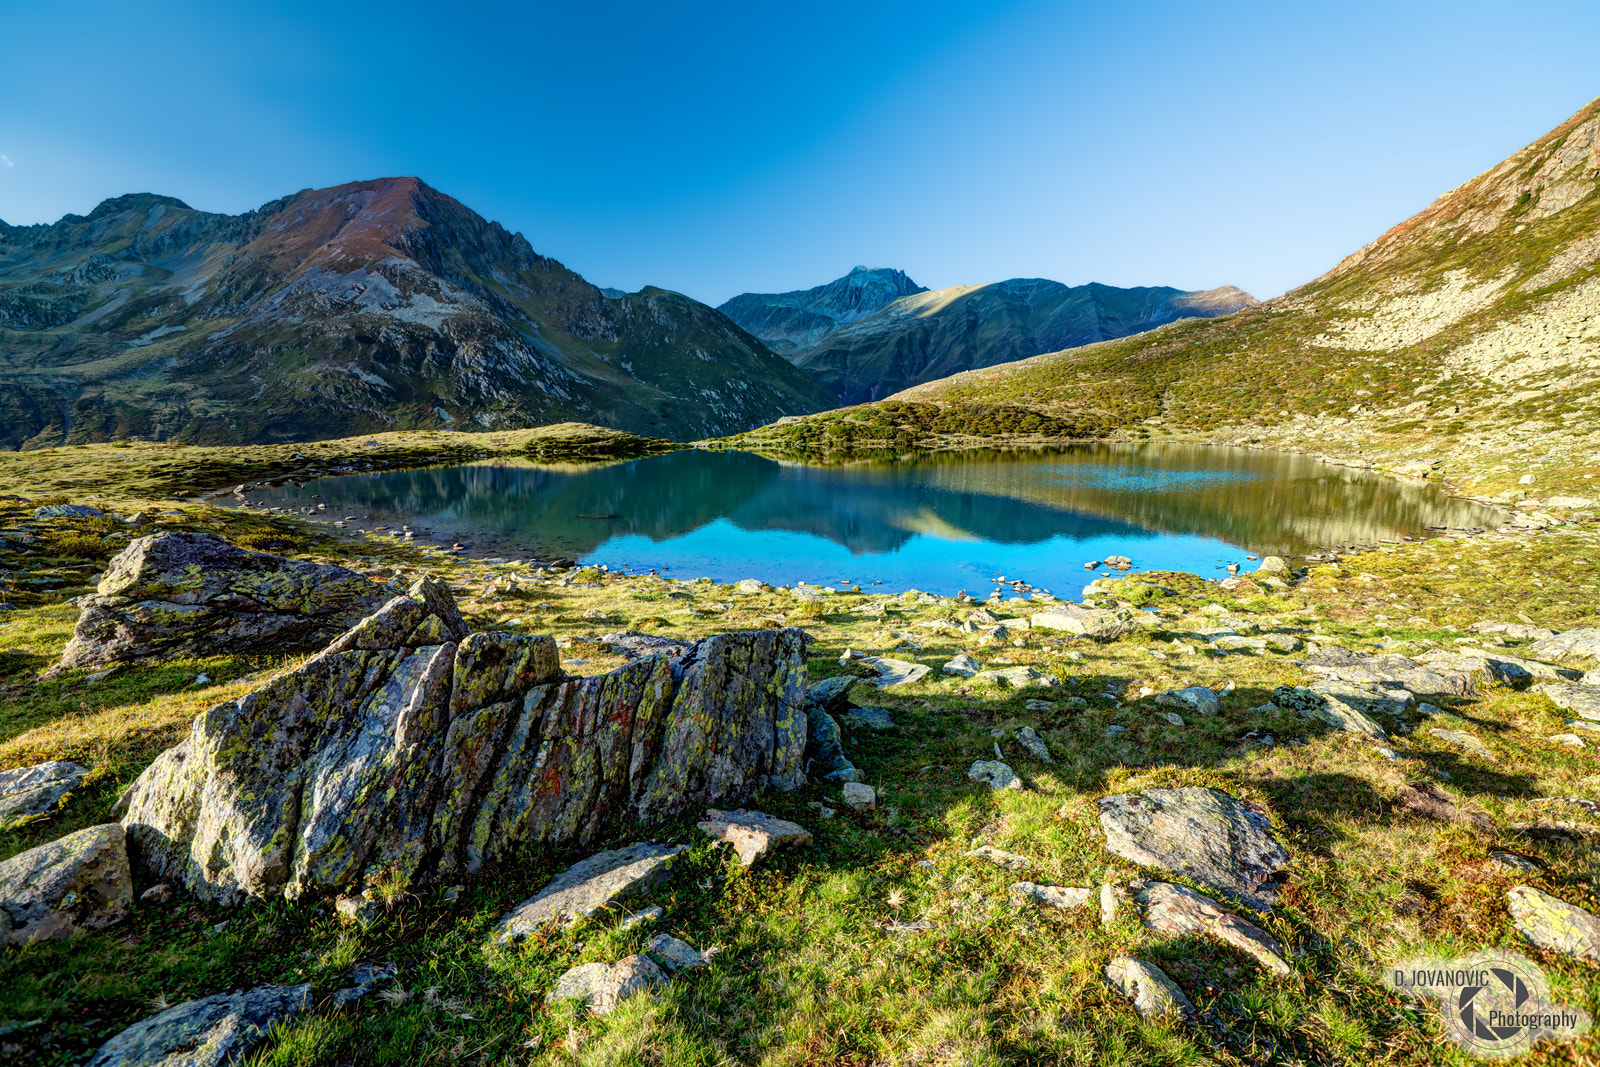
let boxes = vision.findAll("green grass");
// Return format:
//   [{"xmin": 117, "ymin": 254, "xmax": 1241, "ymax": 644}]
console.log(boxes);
[{"xmin": 3, "ymin": 458, "xmax": 1600, "ymax": 1063}]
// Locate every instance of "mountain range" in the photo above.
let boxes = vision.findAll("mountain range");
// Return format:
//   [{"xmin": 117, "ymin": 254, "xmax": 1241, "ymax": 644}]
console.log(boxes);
[
  {"xmin": 719, "ymin": 267, "xmax": 1257, "ymax": 403},
  {"xmin": 0, "ymin": 178, "xmax": 836, "ymax": 448}
]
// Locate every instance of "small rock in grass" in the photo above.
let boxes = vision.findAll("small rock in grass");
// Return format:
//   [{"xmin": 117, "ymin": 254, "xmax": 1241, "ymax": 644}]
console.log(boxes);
[
  {"xmin": 841, "ymin": 706, "xmax": 896, "ymax": 731},
  {"xmin": 1104, "ymin": 724, "xmax": 1127, "ymax": 737},
  {"xmin": 618, "ymin": 905, "xmax": 664, "ymax": 930},
  {"xmin": 967, "ymin": 760, "xmax": 1023, "ymax": 791},
  {"xmin": 335, "ymin": 894, "xmax": 379, "ymax": 927},
  {"xmin": 546, "ymin": 955, "xmax": 667, "ymax": 1016},
  {"xmin": 1105, "ymin": 957, "xmax": 1195, "ymax": 1022},
  {"xmin": 1100, "ymin": 882, "xmax": 1121, "ymax": 926},
  {"xmin": 1010, "ymin": 882, "xmax": 1091, "ymax": 910},
  {"xmin": 140, "ymin": 883, "xmax": 175, "ymax": 906},
  {"xmin": 1546, "ymin": 733, "xmax": 1587, "ymax": 748},
  {"xmin": 1138, "ymin": 881, "xmax": 1290, "ymax": 974},
  {"xmin": 1154, "ymin": 686, "xmax": 1220, "ymax": 717},
  {"xmin": 1507, "ymin": 885, "xmax": 1600, "ymax": 964},
  {"xmin": 696, "ymin": 809, "xmax": 812, "ymax": 868},
  {"xmin": 965, "ymin": 845, "xmax": 1030, "ymax": 870},
  {"xmin": 648, "ymin": 933, "xmax": 710, "ymax": 972},
  {"xmin": 490, "ymin": 843, "xmax": 685, "ymax": 946},
  {"xmin": 841, "ymin": 782, "xmax": 876, "ymax": 811},
  {"xmin": 1014, "ymin": 726, "xmax": 1052, "ymax": 762},
  {"xmin": 84, "ymin": 984, "xmax": 310, "ymax": 1067},
  {"xmin": 1489, "ymin": 852, "xmax": 1541, "ymax": 873},
  {"xmin": 1160, "ymin": 712, "xmax": 1185, "ymax": 726},
  {"xmin": 1428, "ymin": 727, "xmax": 1495, "ymax": 762}
]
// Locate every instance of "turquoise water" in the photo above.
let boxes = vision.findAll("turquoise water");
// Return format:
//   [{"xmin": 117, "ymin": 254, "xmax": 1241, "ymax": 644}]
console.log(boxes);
[{"xmin": 245, "ymin": 444, "xmax": 1500, "ymax": 599}]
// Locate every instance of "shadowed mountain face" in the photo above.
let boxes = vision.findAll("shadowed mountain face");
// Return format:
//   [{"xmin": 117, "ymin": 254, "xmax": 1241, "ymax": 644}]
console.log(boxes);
[
  {"xmin": 0, "ymin": 178, "xmax": 836, "ymax": 448},
  {"xmin": 720, "ymin": 270, "xmax": 1257, "ymax": 404}
]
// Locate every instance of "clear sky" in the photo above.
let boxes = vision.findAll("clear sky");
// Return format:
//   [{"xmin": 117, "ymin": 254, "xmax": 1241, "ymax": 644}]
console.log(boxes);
[{"xmin": 1, "ymin": 0, "xmax": 1596, "ymax": 304}]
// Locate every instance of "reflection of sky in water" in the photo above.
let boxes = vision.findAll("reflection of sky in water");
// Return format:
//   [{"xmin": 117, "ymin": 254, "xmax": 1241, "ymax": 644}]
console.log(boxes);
[
  {"xmin": 1035, "ymin": 464, "xmax": 1262, "ymax": 492},
  {"xmin": 588, "ymin": 518, "xmax": 1243, "ymax": 599}
]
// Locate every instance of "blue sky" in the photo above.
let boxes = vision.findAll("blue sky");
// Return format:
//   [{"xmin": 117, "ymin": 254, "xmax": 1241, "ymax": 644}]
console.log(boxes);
[{"xmin": 1, "ymin": 0, "xmax": 1596, "ymax": 304}]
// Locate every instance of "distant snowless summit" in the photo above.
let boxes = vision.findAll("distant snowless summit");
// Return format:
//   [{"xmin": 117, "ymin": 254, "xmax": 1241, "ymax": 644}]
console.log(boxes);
[{"xmin": 720, "ymin": 268, "xmax": 1257, "ymax": 403}]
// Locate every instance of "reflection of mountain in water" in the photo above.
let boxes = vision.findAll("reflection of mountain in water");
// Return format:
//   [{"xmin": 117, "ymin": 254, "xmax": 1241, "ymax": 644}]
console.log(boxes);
[{"xmin": 256, "ymin": 445, "xmax": 1498, "ymax": 560}]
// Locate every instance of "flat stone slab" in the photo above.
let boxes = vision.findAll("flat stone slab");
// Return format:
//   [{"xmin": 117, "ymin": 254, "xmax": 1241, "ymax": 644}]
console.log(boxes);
[
  {"xmin": 1014, "ymin": 727, "xmax": 1052, "ymax": 762},
  {"xmin": 942, "ymin": 654, "xmax": 980, "ymax": 677},
  {"xmin": 84, "ymin": 983, "xmax": 310, "ymax": 1067},
  {"xmin": 648, "ymin": 933, "xmax": 710, "ymax": 972},
  {"xmin": 1470, "ymin": 620, "xmax": 1557, "ymax": 641},
  {"xmin": 1507, "ymin": 885, "xmax": 1600, "ymax": 964},
  {"xmin": 35, "ymin": 503, "xmax": 103, "ymax": 519},
  {"xmin": 854, "ymin": 656, "xmax": 930, "ymax": 688},
  {"xmin": 973, "ymin": 665, "xmax": 1056, "ymax": 688},
  {"xmin": 1154, "ymin": 686, "xmax": 1220, "ymax": 717},
  {"xmin": 805, "ymin": 675, "xmax": 855, "ymax": 710},
  {"xmin": 546, "ymin": 954, "xmax": 667, "ymax": 1016},
  {"xmin": 1272, "ymin": 684, "xmax": 1388, "ymax": 738},
  {"xmin": 968, "ymin": 760, "xmax": 1023, "ymax": 791},
  {"xmin": 0, "ymin": 759, "xmax": 89, "ymax": 824},
  {"xmin": 841, "ymin": 706, "xmax": 896, "ymax": 731},
  {"xmin": 1032, "ymin": 607, "xmax": 1138, "ymax": 642},
  {"xmin": 1428, "ymin": 727, "xmax": 1496, "ymax": 762},
  {"xmin": 965, "ymin": 845, "xmax": 1030, "ymax": 870},
  {"xmin": 1010, "ymin": 882, "xmax": 1092, "ymax": 910},
  {"xmin": 1105, "ymin": 957, "xmax": 1195, "ymax": 1021},
  {"xmin": 697, "ymin": 809, "xmax": 812, "ymax": 867},
  {"xmin": 1097, "ymin": 787, "xmax": 1289, "ymax": 910},
  {"xmin": 0, "ymin": 822, "xmax": 132, "ymax": 947},
  {"xmin": 1138, "ymin": 881, "xmax": 1290, "ymax": 974},
  {"xmin": 600, "ymin": 631, "xmax": 693, "ymax": 661},
  {"xmin": 1537, "ymin": 682, "xmax": 1600, "ymax": 721},
  {"xmin": 490, "ymin": 843, "xmax": 685, "ymax": 945},
  {"xmin": 1531, "ymin": 628, "xmax": 1600, "ymax": 664}
]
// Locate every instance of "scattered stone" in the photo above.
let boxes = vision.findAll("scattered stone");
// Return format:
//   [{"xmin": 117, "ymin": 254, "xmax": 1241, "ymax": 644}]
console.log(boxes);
[
  {"xmin": 1419, "ymin": 647, "xmax": 1575, "ymax": 685},
  {"xmin": 883, "ymin": 918, "xmax": 935, "ymax": 935},
  {"xmin": 942, "ymin": 653, "xmax": 980, "ymax": 677},
  {"xmin": 139, "ymin": 883, "xmax": 174, "ymax": 906},
  {"xmin": 83, "ymin": 983, "xmax": 311, "ymax": 1067},
  {"xmin": 1159, "ymin": 712, "xmax": 1185, "ymax": 726},
  {"xmin": 1154, "ymin": 686, "xmax": 1220, "ymax": 717},
  {"xmin": 618, "ymin": 905, "xmax": 664, "ymax": 930},
  {"xmin": 1100, "ymin": 882, "xmax": 1121, "ymax": 927},
  {"xmin": 735, "ymin": 579, "xmax": 770, "ymax": 594},
  {"xmin": 1014, "ymin": 726, "xmax": 1052, "ymax": 762},
  {"xmin": 599, "ymin": 631, "xmax": 693, "ymax": 661},
  {"xmin": 490, "ymin": 844, "xmax": 686, "ymax": 946},
  {"xmin": 842, "ymin": 706, "xmax": 896, "ymax": 731},
  {"xmin": 547, "ymin": 955, "xmax": 667, "ymax": 1016},
  {"xmin": 580, "ymin": 608, "xmax": 621, "ymax": 622},
  {"xmin": 1537, "ymin": 682, "xmax": 1600, "ymax": 721},
  {"xmin": 1530, "ymin": 628, "xmax": 1600, "ymax": 664},
  {"xmin": 121, "ymin": 579, "xmax": 805, "ymax": 906},
  {"xmin": 0, "ymin": 822, "xmax": 132, "ymax": 947},
  {"xmin": 1010, "ymin": 882, "xmax": 1091, "ymax": 910},
  {"xmin": 968, "ymin": 760, "xmax": 1023, "ymax": 791},
  {"xmin": 1507, "ymin": 885, "xmax": 1600, "ymax": 964},
  {"xmin": 1428, "ymin": 727, "xmax": 1496, "ymax": 762},
  {"xmin": 841, "ymin": 782, "xmax": 876, "ymax": 811},
  {"xmin": 648, "ymin": 933, "xmax": 710, "ymax": 972},
  {"xmin": 1097, "ymin": 787, "xmax": 1289, "ymax": 910},
  {"xmin": 964, "ymin": 845, "xmax": 1030, "ymax": 870},
  {"xmin": 1489, "ymin": 852, "xmax": 1541, "ymax": 873},
  {"xmin": 1272, "ymin": 684, "xmax": 1389, "ymax": 738},
  {"xmin": 846, "ymin": 655, "xmax": 930, "ymax": 688},
  {"xmin": 60, "ymin": 532, "xmax": 391, "ymax": 669},
  {"xmin": 1469, "ymin": 620, "xmax": 1557, "ymax": 641},
  {"xmin": 1031, "ymin": 606, "xmax": 1137, "ymax": 642},
  {"xmin": 1546, "ymin": 733, "xmax": 1587, "ymax": 748},
  {"xmin": 35, "ymin": 503, "xmax": 103, "ymax": 519},
  {"xmin": 335, "ymin": 894, "xmax": 380, "ymax": 927},
  {"xmin": 696, "ymin": 809, "xmax": 812, "ymax": 868},
  {"xmin": 1262, "ymin": 633, "xmax": 1304, "ymax": 653},
  {"xmin": 972, "ymin": 665, "xmax": 1055, "ymax": 688},
  {"xmin": 1104, "ymin": 725, "xmax": 1127, "ymax": 737},
  {"xmin": 1104, "ymin": 957, "xmax": 1195, "ymax": 1022},
  {"xmin": 0, "ymin": 759, "xmax": 89, "ymax": 825},
  {"xmin": 1137, "ymin": 881, "xmax": 1290, "ymax": 974},
  {"xmin": 331, "ymin": 961, "xmax": 400, "ymax": 1007},
  {"xmin": 1302, "ymin": 647, "xmax": 1478, "ymax": 697}
]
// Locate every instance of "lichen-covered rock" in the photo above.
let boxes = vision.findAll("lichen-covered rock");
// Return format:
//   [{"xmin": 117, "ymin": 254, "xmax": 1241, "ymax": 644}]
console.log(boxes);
[
  {"xmin": 1272, "ymin": 684, "xmax": 1389, "ymax": 738},
  {"xmin": 1507, "ymin": 885, "xmax": 1600, "ymax": 964},
  {"xmin": 546, "ymin": 955, "xmax": 667, "ymax": 1015},
  {"xmin": 0, "ymin": 759, "xmax": 89, "ymax": 825},
  {"xmin": 0, "ymin": 822, "xmax": 132, "ymax": 946},
  {"xmin": 648, "ymin": 933, "xmax": 710, "ymax": 971},
  {"xmin": 968, "ymin": 760, "xmax": 1023, "ymax": 791},
  {"xmin": 966, "ymin": 845, "xmax": 1030, "ymax": 870},
  {"xmin": 1105, "ymin": 957, "xmax": 1194, "ymax": 1021},
  {"xmin": 1530, "ymin": 628, "xmax": 1600, "ymax": 664},
  {"xmin": 1537, "ymin": 682, "xmax": 1600, "ymax": 721},
  {"xmin": 1154, "ymin": 686, "xmax": 1220, "ymax": 717},
  {"xmin": 804, "ymin": 679, "xmax": 861, "ymax": 783},
  {"xmin": 60, "ymin": 533, "xmax": 391, "ymax": 668},
  {"xmin": 1031, "ymin": 607, "xmax": 1137, "ymax": 642},
  {"xmin": 491, "ymin": 844, "xmax": 684, "ymax": 945},
  {"xmin": 1010, "ymin": 882, "xmax": 1091, "ymax": 910},
  {"xmin": 1097, "ymin": 787, "xmax": 1288, "ymax": 910},
  {"xmin": 1014, "ymin": 727, "xmax": 1052, "ymax": 762},
  {"xmin": 35, "ymin": 503, "xmax": 103, "ymax": 519},
  {"xmin": 1138, "ymin": 881, "xmax": 1290, "ymax": 974},
  {"xmin": 120, "ymin": 578, "xmax": 807, "ymax": 905},
  {"xmin": 1303, "ymin": 648, "xmax": 1482, "ymax": 696},
  {"xmin": 697, "ymin": 809, "xmax": 812, "ymax": 867},
  {"xmin": 84, "ymin": 983, "xmax": 310, "ymax": 1067}
]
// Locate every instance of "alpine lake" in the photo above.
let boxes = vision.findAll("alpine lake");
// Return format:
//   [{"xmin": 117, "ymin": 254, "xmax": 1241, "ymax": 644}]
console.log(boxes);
[{"xmin": 236, "ymin": 443, "xmax": 1501, "ymax": 599}]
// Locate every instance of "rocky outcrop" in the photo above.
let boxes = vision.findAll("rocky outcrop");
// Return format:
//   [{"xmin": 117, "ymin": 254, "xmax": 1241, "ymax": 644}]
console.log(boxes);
[
  {"xmin": 1098, "ymin": 788, "xmax": 1289, "ymax": 911},
  {"xmin": 61, "ymin": 533, "xmax": 390, "ymax": 669},
  {"xmin": 83, "ymin": 983, "xmax": 310, "ymax": 1067},
  {"xmin": 0, "ymin": 823, "xmax": 133, "ymax": 946},
  {"xmin": 119, "ymin": 577, "xmax": 807, "ymax": 905},
  {"xmin": 1530, "ymin": 628, "xmax": 1600, "ymax": 664},
  {"xmin": 0, "ymin": 759, "xmax": 89, "ymax": 825}
]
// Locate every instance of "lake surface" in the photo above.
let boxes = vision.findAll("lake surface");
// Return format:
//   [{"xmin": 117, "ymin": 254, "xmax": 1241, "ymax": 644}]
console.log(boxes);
[{"xmin": 244, "ymin": 444, "xmax": 1501, "ymax": 599}]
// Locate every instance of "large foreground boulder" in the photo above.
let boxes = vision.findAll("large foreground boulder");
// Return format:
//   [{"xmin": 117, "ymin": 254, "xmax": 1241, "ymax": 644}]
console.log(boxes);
[
  {"xmin": 0, "ymin": 759, "xmax": 89, "ymax": 824},
  {"xmin": 1097, "ymin": 787, "xmax": 1289, "ymax": 911},
  {"xmin": 61, "ymin": 533, "xmax": 391, "ymax": 668},
  {"xmin": 0, "ymin": 823, "xmax": 133, "ymax": 946},
  {"xmin": 84, "ymin": 983, "xmax": 310, "ymax": 1067},
  {"xmin": 119, "ymin": 577, "xmax": 807, "ymax": 904}
]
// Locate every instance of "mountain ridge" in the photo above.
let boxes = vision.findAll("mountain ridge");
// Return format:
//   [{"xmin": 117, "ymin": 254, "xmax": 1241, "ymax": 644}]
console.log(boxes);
[{"xmin": 0, "ymin": 177, "xmax": 836, "ymax": 448}]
